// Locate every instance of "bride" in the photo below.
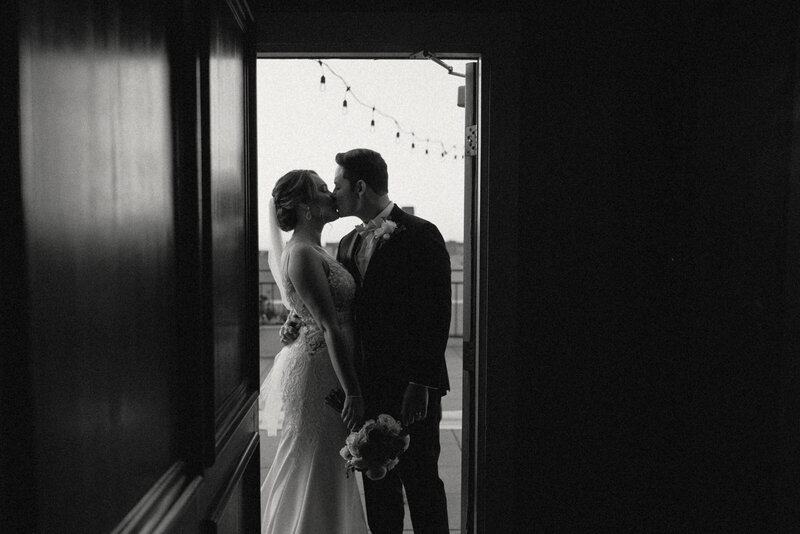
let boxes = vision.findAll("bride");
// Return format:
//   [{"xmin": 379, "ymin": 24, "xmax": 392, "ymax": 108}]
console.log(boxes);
[{"xmin": 260, "ymin": 169, "xmax": 368, "ymax": 533}]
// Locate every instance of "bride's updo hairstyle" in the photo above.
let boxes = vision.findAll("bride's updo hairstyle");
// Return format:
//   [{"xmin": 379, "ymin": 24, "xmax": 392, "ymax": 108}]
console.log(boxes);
[{"xmin": 272, "ymin": 169, "xmax": 317, "ymax": 231}]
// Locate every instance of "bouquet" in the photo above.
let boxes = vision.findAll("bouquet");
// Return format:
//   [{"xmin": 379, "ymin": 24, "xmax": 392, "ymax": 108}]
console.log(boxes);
[{"xmin": 325, "ymin": 388, "xmax": 411, "ymax": 480}]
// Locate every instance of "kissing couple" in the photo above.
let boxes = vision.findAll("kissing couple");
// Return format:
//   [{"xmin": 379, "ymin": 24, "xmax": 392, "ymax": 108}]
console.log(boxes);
[{"xmin": 259, "ymin": 148, "xmax": 452, "ymax": 533}]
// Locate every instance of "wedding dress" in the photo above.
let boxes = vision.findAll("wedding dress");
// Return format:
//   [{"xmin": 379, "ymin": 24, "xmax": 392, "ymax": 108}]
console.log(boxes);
[{"xmin": 259, "ymin": 242, "xmax": 367, "ymax": 534}]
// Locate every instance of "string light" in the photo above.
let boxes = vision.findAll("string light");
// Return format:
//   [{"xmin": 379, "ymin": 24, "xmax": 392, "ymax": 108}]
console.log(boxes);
[
  {"xmin": 313, "ymin": 59, "xmax": 463, "ymax": 160},
  {"xmin": 342, "ymin": 86, "xmax": 350, "ymax": 115}
]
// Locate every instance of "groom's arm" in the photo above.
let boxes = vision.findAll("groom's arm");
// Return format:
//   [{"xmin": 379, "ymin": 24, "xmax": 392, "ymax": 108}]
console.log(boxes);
[{"xmin": 404, "ymin": 223, "xmax": 452, "ymax": 389}]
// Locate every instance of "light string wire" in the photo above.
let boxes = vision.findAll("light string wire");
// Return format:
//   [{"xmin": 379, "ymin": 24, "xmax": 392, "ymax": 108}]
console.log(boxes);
[{"xmin": 316, "ymin": 59, "xmax": 464, "ymax": 160}]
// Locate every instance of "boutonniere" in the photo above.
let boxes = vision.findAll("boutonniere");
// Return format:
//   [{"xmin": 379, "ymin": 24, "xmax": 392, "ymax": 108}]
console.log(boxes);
[{"xmin": 373, "ymin": 219, "xmax": 404, "ymax": 241}]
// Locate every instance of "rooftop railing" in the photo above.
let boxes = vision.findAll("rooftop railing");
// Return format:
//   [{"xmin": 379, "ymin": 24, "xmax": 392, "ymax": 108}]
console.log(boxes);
[{"xmin": 258, "ymin": 275, "xmax": 464, "ymax": 338}]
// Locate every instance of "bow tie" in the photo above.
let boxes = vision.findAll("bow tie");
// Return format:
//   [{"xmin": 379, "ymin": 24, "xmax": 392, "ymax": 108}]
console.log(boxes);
[{"xmin": 356, "ymin": 219, "xmax": 381, "ymax": 237}]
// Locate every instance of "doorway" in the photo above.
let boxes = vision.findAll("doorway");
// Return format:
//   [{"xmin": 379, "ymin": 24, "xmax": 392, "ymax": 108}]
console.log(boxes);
[{"xmin": 256, "ymin": 56, "xmax": 479, "ymax": 533}]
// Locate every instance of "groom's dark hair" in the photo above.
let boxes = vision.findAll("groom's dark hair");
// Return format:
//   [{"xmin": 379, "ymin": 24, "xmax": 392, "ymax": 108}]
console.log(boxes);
[{"xmin": 335, "ymin": 148, "xmax": 388, "ymax": 195}]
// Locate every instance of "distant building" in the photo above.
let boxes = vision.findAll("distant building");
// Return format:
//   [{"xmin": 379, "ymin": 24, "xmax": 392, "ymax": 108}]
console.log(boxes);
[
  {"xmin": 260, "ymin": 240, "xmax": 464, "ymax": 335},
  {"xmin": 262, "ymin": 239, "xmax": 463, "ymax": 268}
]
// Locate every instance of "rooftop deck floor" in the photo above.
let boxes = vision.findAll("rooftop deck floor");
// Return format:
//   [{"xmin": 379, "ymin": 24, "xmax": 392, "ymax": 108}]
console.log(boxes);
[{"xmin": 259, "ymin": 327, "xmax": 464, "ymax": 532}]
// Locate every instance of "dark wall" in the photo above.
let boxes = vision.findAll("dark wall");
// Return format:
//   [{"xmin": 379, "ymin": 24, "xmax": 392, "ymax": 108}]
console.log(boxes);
[
  {"xmin": 520, "ymin": 3, "xmax": 800, "ymax": 532},
  {"xmin": 519, "ymin": 5, "xmax": 694, "ymax": 531},
  {"xmin": 689, "ymin": 6, "xmax": 798, "ymax": 532},
  {"xmin": 17, "ymin": 1, "xmax": 182, "ymax": 530},
  {"xmin": 5, "ymin": 0, "xmax": 261, "ymax": 531}
]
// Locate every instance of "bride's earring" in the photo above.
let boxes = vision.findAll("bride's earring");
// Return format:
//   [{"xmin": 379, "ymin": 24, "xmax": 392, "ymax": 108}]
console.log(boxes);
[{"xmin": 305, "ymin": 208, "xmax": 312, "ymax": 221}]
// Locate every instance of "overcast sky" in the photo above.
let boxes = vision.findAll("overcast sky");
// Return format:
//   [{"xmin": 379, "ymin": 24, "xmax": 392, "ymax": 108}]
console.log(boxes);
[{"xmin": 256, "ymin": 58, "xmax": 469, "ymax": 249}]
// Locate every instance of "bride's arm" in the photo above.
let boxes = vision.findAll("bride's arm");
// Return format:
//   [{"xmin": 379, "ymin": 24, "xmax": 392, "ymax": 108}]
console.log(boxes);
[{"xmin": 286, "ymin": 245, "xmax": 363, "ymax": 430}]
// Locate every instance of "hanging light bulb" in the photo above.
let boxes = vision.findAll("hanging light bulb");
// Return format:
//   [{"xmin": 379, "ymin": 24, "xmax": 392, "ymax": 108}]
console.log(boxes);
[
  {"xmin": 425, "ymin": 138, "xmax": 429, "ymax": 155},
  {"xmin": 395, "ymin": 131, "xmax": 400, "ymax": 144},
  {"xmin": 318, "ymin": 60, "xmax": 326, "ymax": 91},
  {"xmin": 342, "ymin": 87, "xmax": 350, "ymax": 115},
  {"xmin": 411, "ymin": 133, "xmax": 415, "ymax": 149},
  {"xmin": 370, "ymin": 107, "xmax": 375, "ymax": 132}
]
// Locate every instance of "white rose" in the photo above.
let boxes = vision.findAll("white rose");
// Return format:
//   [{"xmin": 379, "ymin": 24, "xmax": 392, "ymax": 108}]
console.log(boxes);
[
  {"xmin": 374, "ymin": 220, "xmax": 397, "ymax": 240},
  {"xmin": 376, "ymin": 413, "xmax": 402, "ymax": 434}
]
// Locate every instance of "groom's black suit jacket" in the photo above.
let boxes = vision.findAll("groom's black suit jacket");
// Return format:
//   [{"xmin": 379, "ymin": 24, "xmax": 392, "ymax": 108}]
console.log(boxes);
[{"xmin": 337, "ymin": 205, "xmax": 451, "ymax": 414}]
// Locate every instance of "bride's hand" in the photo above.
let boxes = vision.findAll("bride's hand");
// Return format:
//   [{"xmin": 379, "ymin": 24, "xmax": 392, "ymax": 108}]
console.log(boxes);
[{"xmin": 342, "ymin": 395, "xmax": 365, "ymax": 432}]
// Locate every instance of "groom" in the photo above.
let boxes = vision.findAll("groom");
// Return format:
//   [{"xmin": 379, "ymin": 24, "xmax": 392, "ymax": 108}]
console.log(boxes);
[{"xmin": 333, "ymin": 148, "xmax": 452, "ymax": 534}]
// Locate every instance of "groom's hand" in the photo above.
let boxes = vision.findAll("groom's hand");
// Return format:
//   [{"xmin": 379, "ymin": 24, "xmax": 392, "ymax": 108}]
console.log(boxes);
[
  {"xmin": 279, "ymin": 311, "xmax": 301, "ymax": 345},
  {"xmin": 342, "ymin": 394, "xmax": 365, "ymax": 432},
  {"xmin": 401, "ymin": 383, "xmax": 429, "ymax": 427}
]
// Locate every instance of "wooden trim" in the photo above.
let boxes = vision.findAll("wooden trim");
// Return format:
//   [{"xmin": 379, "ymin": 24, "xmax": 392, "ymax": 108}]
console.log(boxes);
[
  {"xmin": 222, "ymin": 0, "xmax": 254, "ymax": 31},
  {"xmin": 194, "ymin": 402, "xmax": 257, "ymax": 518},
  {"xmin": 110, "ymin": 462, "xmax": 201, "ymax": 534},
  {"xmin": 196, "ymin": 0, "xmax": 217, "ymax": 468},
  {"xmin": 1, "ymin": 2, "xmax": 36, "ymax": 531},
  {"xmin": 215, "ymin": 383, "xmax": 259, "ymax": 452},
  {"xmin": 256, "ymin": 50, "xmax": 480, "ymax": 59},
  {"xmin": 475, "ymin": 57, "xmax": 490, "ymax": 534},
  {"xmin": 243, "ymin": 7, "xmax": 260, "ymax": 395},
  {"xmin": 168, "ymin": 0, "xmax": 205, "ymax": 467},
  {"xmin": 153, "ymin": 476, "xmax": 203, "ymax": 533},
  {"xmin": 461, "ymin": 61, "xmax": 479, "ymax": 534},
  {"xmin": 202, "ymin": 433, "xmax": 260, "ymax": 532}
]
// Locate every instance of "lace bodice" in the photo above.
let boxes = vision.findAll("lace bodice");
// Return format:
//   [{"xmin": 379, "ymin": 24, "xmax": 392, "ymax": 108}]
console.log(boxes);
[
  {"xmin": 282, "ymin": 243, "xmax": 355, "ymax": 343},
  {"xmin": 270, "ymin": 242, "xmax": 356, "ymax": 448}
]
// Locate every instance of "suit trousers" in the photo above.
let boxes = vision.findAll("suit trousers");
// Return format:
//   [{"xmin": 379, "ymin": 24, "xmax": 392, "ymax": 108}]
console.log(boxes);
[{"xmin": 363, "ymin": 393, "xmax": 449, "ymax": 534}]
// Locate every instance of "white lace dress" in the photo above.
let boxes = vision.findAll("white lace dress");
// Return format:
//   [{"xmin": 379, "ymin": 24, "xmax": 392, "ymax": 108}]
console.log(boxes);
[{"xmin": 259, "ymin": 243, "xmax": 367, "ymax": 534}]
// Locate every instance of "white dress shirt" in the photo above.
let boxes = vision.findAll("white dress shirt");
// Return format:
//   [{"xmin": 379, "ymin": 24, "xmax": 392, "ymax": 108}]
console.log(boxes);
[{"xmin": 355, "ymin": 201, "xmax": 395, "ymax": 277}]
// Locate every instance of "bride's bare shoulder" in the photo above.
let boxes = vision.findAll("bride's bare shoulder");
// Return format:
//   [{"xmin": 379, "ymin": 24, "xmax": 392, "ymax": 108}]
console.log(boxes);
[
  {"xmin": 285, "ymin": 242, "xmax": 329, "ymax": 272},
  {"xmin": 285, "ymin": 241, "xmax": 318, "ymax": 259}
]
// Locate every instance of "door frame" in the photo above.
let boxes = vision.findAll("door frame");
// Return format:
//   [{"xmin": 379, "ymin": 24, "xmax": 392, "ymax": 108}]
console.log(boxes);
[
  {"xmin": 255, "ymin": 11, "xmax": 521, "ymax": 532},
  {"xmin": 255, "ymin": 51, "xmax": 484, "ymax": 532}
]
